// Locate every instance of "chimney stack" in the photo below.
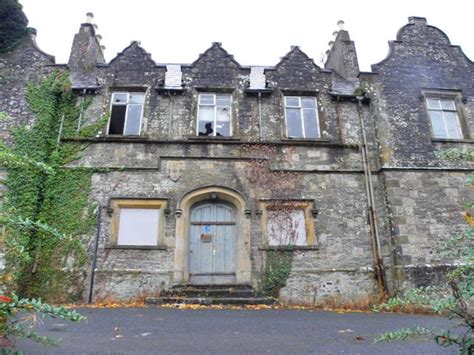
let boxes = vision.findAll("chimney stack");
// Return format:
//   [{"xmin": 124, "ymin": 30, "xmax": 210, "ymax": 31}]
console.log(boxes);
[
  {"xmin": 324, "ymin": 20, "xmax": 360, "ymax": 79},
  {"xmin": 337, "ymin": 20, "xmax": 345, "ymax": 31},
  {"xmin": 86, "ymin": 12, "xmax": 94, "ymax": 24}
]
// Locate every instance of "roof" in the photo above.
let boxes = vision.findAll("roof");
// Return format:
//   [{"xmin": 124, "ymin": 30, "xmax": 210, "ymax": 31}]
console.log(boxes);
[{"xmin": 330, "ymin": 71, "xmax": 359, "ymax": 96}]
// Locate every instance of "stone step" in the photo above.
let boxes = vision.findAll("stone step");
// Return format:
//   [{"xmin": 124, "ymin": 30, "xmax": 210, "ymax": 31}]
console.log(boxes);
[
  {"xmin": 146, "ymin": 297, "xmax": 277, "ymax": 306},
  {"xmin": 170, "ymin": 284, "xmax": 253, "ymax": 291},
  {"xmin": 163, "ymin": 288, "xmax": 256, "ymax": 298}
]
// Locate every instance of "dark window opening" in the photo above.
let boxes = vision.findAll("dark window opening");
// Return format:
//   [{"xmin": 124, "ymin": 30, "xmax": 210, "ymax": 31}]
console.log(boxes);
[{"xmin": 109, "ymin": 105, "xmax": 127, "ymax": 134}]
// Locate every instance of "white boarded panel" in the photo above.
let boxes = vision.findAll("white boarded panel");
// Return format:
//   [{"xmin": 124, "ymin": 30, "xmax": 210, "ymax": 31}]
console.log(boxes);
[
  {"xmin": 267, "ymin": 209, "xmax": 307, "ymax": 246},
  {"xmin": 165, "ymin": 64, "xmax": 182, "ymax": 88},
  {"xmin": 117, "ymin": 208, "xmax": 159, "ymax": 246},
  {"xmin": 249, "ymin": 66, "xmax": 266, "ymax": 89}
]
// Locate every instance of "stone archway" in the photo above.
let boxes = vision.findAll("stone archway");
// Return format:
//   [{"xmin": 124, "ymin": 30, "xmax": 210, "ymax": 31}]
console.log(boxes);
[{"xmin": 173, "ymin": 186, "xmax": 251, "ymax": 285}]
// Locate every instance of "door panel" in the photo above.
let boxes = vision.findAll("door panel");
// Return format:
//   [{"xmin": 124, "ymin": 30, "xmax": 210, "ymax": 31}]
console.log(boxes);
[{"xmin": 189, "ymin": 202, "xmax": 236, "ymax": 284}]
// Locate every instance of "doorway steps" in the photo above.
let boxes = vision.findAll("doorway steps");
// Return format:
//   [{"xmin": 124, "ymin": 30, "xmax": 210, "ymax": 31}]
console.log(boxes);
[{"xmin": 146, "ymin": 284, "xmax": 277, "ymax": 306}]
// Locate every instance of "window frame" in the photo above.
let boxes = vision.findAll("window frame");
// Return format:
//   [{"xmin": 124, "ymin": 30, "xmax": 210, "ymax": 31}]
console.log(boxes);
[
  {"xmin": 423, "ymin": 91, "xmax": 467, "ymax": 140},
  {"xmin": 259, "ymin": 200, "xmax": 317, "ymax": 249},
  {"xmin": 283, "ymin": 96, "xmax": 321, "ymax": 139},
  {"xmin": 109, "ymin": 199, "xmax": 167, "ymax": 249},
  {"xmin": 196, "ymin": 93, "xmax": 233, "ymax": 137},
  {"xmin": 107, "ymin": 92, "xmax": 145, "ymax": 136}
]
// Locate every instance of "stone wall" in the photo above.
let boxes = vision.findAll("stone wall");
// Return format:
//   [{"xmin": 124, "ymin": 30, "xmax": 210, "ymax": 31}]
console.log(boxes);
[
  {"xmin": 0, "ymin": 35, "xmax": 55, "ymax": 142},
  {"xmin": 383, "ymin": 170, "xmax": 473, "ymax": 290}
]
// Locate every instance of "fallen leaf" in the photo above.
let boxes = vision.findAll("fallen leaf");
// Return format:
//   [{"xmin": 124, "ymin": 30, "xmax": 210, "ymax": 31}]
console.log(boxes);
[
  {"xmin": 338, "ymin": 329, "xmax": 354, "ymax": 333},
  {"xmin": 114, "ymin": 325, "xmax": 123, "ymax": 339}
]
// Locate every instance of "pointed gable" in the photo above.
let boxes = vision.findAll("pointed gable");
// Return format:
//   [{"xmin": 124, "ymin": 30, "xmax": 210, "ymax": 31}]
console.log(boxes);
[
  {"xmin": 109, "ymin": 41, "xmax": 156, "ymax": 68},
  {"xmin": 189, "ymin": 42, "xmax": 241, "ymax": 88},
  {"xmin": 108, "ymin": 41, "xmax": 158, "ymax": 85},
  {"xmin": 268, "ymin": 46, "xmax": 329, "ymax": 91}
]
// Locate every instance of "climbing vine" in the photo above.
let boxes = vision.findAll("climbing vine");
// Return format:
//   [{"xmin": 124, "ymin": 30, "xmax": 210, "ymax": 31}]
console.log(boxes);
[
  {"xmin": 259, "ymin": 249, "xmax": 293, "ymax": 297},
  {"xmin": 239, "ymin": 144, "xmax": 304, "ymax": 296},
  {"xmin": 1, "ymin": 71, "xmax": 106, "ymax": 302}
]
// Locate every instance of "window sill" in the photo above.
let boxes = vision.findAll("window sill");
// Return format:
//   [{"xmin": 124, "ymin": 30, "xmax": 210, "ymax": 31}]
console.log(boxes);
[
  {"xmin": 105, "ymin": 135, "xmax": 149, "ymax": 139},
  {"xmin": 432, "ymin": 138, "xmax": 474, "ymax": 144},
  {"xmin": 281, "ymin": 138, "xmax": 330, "ymax": 143},
  {"xmin": 187, "ymin": 136, "xmax": 240, "ymax": 142},
  {"xmin": 259, "ymin": 245, "xmax": 319, "ymax": 251},
  {"xmin": 105, "ymin": 245, "xmax": 168, "ymax": 250}
]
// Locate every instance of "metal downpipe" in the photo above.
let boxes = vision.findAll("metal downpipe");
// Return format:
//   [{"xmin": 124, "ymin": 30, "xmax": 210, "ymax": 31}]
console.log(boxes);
[{"xmin": 357, "ymin": 97, "xmax": 388, "ymax": 299}]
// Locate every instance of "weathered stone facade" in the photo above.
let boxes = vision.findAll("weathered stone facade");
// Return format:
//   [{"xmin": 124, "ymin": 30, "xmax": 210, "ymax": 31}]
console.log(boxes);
[{"xmin": 1, "ymin": 16, "xmax": 473, "ymax": 305}]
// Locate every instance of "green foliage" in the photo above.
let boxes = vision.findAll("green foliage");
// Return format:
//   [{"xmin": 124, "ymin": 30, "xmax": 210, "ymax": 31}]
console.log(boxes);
[
  {"xmin": 375, "ymin": 326, "xmax": 434, "ymax": 342},
  {"xmin": 0, "ymin": 0, "xmax": 28, "ymax": 54},
  {"xmin": 0, "ymin": 293, "xmax": 86, "ymax": 351},
  {"xmin": 1, "ymin": 71, "xmax": 106, "ymax": 302},
  {"xmin": 372, "ymin": 286, "xmax": 455, "ymax": 314},
  {"xmin": 438, "ymin": 148, "xmax": 474, "ymax": 161},
  {"xmin": 0, "ymin": 142, "xmax": 53, "ymax": 175},
  {"xmin": 259, "ymin": 249, "xmax": 293, "ymax": 297}
]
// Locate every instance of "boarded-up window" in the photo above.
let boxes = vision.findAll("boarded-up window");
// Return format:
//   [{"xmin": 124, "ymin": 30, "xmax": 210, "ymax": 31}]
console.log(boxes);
[
  {"xmin": 267, "ymin": 208, "xmax": 307, "ymax": 246},
  {"xmin": 117, "ymin": 208, "xmax": 160, "ymax": 246},
  {"xmin": 110, "ymin": 199, "xmax": 167, "ymax": 248}
]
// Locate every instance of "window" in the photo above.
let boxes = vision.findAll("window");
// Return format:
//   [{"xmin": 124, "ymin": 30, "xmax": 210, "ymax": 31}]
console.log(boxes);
[
  {"xmin": 197, "ymin": 93, "xmax": 232, "ymax": 137},
  {"xmin": 284, "ymin": 96, "xmax": 320, "ymax": 139},
  {"xmin": 261, "ymin": 201, "xmax": 316, "ymax": 247},
  {"xmin": 108, "ymin": 92, "xmax": 145, "ymax": 135},
  {"xmin": 426, "ymin": 97, "xmax": 463, "ymax": 139},
  {"xmin": 110, "ymin": 199, "xmax": 167, "ymax": 247}
]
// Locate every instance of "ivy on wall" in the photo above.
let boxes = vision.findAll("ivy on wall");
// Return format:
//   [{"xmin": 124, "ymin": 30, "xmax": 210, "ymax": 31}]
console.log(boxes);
[{"xmin": 2, "ymin": 71, "xmax": 107, "ymax": 302}]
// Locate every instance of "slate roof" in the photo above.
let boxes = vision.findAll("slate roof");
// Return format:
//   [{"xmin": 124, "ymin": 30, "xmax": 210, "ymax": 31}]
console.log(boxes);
[{"xmin": 330, "ymin": 71, "xmax": 359, "ymax": 96}]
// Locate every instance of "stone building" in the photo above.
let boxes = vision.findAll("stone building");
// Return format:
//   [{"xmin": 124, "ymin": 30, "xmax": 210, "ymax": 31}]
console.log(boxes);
[{"xmin": 0, "ymin": 15, "xmax": 473, "ymax": 305}]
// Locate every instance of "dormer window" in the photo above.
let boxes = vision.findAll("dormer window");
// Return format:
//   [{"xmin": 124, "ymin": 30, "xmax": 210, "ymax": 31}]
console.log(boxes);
[
  {"xmin": 197, "ymin": 93, "xmax": 232, "ymax": 137},
  {"xmin": 426, "ymin": 97, "xmax": 463, "ymax": 139},
  {"xmin": 284, "ymin": 96, "xmax": 320, "ymax": 139},
  {"xmin": 108, "ymin": 92, "xmax": 145, "ymax": 135}
]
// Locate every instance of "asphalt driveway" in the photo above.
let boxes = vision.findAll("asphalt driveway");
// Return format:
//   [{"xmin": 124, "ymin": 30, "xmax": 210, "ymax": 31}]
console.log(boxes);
[{"xmin": 16, "ymin": 307, "xmax": 458, "ymax": 354}]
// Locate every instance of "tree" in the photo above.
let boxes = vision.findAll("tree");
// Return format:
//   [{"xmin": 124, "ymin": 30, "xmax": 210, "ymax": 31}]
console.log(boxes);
[{"xmin": 0, "ymin": 0, "xmax": 29, "ymax": 54}]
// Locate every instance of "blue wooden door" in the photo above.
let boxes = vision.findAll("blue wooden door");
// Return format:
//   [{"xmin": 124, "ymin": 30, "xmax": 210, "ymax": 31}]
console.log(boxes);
[{"xmin": 189, "ymin": 202, "xmax": 236, "ymax": 284}]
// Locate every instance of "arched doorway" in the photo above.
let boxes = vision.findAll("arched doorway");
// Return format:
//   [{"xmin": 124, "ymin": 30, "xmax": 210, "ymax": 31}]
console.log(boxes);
[
  {"xmin": 173, "ymin": 186, "xmax": 251, "ymax": 285},
  {"xmin": 189, "ymin": 201, "xmax": 236, "ymax": 284}
]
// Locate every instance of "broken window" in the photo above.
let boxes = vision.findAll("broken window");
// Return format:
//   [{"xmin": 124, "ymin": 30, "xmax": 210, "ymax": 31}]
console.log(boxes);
[
  {"xmin": 426, "ymin": 97, "xmax": 463, "ymax": 139},
  {"xmin": 197, "ymin": 93, "xmax": 232, "ymax": 137},
  {"xmin": 284, "ymin": 96, "xmax": 320, "ymax": 139},
  {"xmin": 110, "ymin": 199, "xmax": 167, "ymax": 247},
  {"xmin": 108, "ymin": 92, "xmax": 145, "ymax": 135}
]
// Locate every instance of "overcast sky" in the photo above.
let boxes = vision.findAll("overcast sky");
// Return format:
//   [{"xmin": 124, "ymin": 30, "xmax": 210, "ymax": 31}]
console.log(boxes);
[{"xmin": 20, "ymin": 0, "xmax": 473, "ymax": 72}]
